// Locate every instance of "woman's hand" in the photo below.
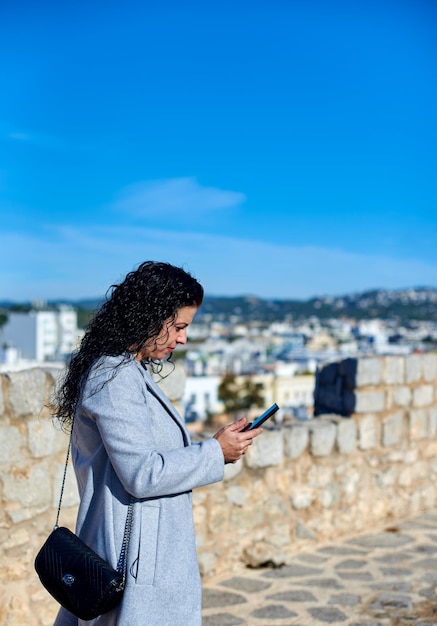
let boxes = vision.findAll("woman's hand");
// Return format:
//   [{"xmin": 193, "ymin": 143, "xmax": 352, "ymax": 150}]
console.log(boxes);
[{"xmin": 213, "ymin": 417, "xmax": 263, "ymax": 464}]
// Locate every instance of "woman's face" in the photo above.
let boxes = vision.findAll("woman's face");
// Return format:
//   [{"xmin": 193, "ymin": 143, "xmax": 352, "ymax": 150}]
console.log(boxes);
[{"xmin": 135, "ymin": 305, "xmax": 198, "ymax": 361}]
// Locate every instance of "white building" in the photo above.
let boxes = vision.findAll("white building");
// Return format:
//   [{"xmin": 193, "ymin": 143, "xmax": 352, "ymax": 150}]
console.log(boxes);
[
  {"xmin": 183, "ymin": 375, "xmax": 222, "ymax": 422},
  {"xmin": 273, "ymin": 374, "xmax": 315, "ymax": 415},
  {"xmin": 1, "ymin": 306, "xmax": 80, "ymax": 363}
]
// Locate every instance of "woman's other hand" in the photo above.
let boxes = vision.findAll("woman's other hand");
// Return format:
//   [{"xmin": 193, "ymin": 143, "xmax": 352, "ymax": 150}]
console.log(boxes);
[{"xmin": 213, "ymin": 417, "xmax": 262, "ymax": 464}]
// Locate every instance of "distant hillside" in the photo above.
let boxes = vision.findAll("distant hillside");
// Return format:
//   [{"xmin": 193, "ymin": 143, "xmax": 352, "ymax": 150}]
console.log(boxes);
[
  {"xmin": 1, "ymin": 288, "xmax": 436, "ymax": 327},
  {"xmin": 198, "ymin": 288, "xmax": 437, "ymax": 324}
]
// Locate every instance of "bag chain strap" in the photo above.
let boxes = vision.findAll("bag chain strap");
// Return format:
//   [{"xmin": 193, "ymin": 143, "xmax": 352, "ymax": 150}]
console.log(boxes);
[
  {"xmin": 54, "ymin": 427, "xmax": 73, "ymax": 530},
  {"xmin": 54, "ymin": 417, "xmax": 134, "ymax": 581}
]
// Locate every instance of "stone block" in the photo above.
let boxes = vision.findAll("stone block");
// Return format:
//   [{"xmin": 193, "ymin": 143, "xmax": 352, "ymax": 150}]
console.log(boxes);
[
  {"xmin": 309, "ymin": 421, "xmax": 337, "ymax": 457},
  {"xmin": 27, "ymin": 418, "xmax": 67, "ymax": 459},
  {"xmin": 408, "ymin": 409, "xmax": 428, "ymax": 441},
  {"xmin": 0, "ymin": 594, "xmax": 31, "ymax": 626},
  {"xmin": 2, "ymin": 527, "xmax": 30, "ymax": 550},
  {"xmin": 284, "ymin": 424, "xmax": 309, "ymax": 459},
  {"xmin": 245, "ymin": 429, "xmax": 283, "ymax": 469},
  {"xmin": 223, "ymin": 461, "xmax": 243, "ymax": 481},
  {"xmin": 208, "ymin": 502, "xmax": 230, "ymax": 534},
  {"xmin": 357, "ymin": 357, "xmax": 383, "ymax": 387},
  {"xmin": 0, "ymin": 425, "xmax": 23, "ymax": 465},
  {"xmin": 2, "ymin": 464, "xmax": 50, "ymax": 508},
  {"xmin": 399, "ymin": 466, "xmax": 412, "ymax": 487},
  {"xmin": 392, "ymin": 386, "xmax": 412, "ymax": 407},
  {"xmin": 382, "ymin": 412, "xmax": 404, "ymax": 447},
  {"xmin": 421, "ymin": 485, "xmax": 437, "ymax": 510},
  {"xmin": 242, "ymin": 538, "xmax": 287, "ymax": 568},
  {"xmin": 41, "ymin": 366, "xmax": 64, "ymax": 386},
  {"xmin": 192, "ymin": 490, "xmax": 206, "ymax": 505},
  {"xmin": 290, "ymin": 486, "xmax": 315, "ymax": 509},
  {"xmin": 341, "ymin": 468, "xmax": 360, "ymax": 495},
  {"xmin": 429, "ymin": 407, "xmax": 437, "ymax": 437},
  {"xmin": 337, "ymin": 418, "xmax": 356, "ymax": 455},
  {"xmin": 383, "ymin": 357, "xmax": 405, "ymax": 385},
  {"xmin": 412, "ymin": 385, "xmax": 434, "ymax": 407},
  {"xmin": 411, "ymin": 460, "xmax": 429, "ymax": 481},
  {"xmin": 198, "ymin": 552, "xmax": 216, "ymax": 576},
  {"xmin": 306, "ymin": 461, "xmax": 332, "ymax": 487},
  {"xmin": 384, "ymin": 449, "xmax": 413, "ymax": 463},
  {"xmin": 230, "ymin": 502, "xmax": 263, "ymax": 531},
  {"xmin": 354, "ymin": 390, "xmax": 385, "ymax": 413},
  {"xmin": 358, "ymin": 415, "xmax": 378, "ymax": 450},
  {"xmin": 405, "ymin": 354, "xmax": 423, "ymax": 384},
  {"xmin": 319, "ymin": 482, "xmax": 340, "ymax": 508},
  {"xmin": 407, "ymin": 442, "xmax": 424, "ymax": 460},
  {"xmin": 194, "ymin": 529, "xmax": 204, "ymax": 547},
  {"xmin": 295, "ymin": 520, "xmax": 316, "ymax": 540},
  {"xmin": 193, "ymin": 504, "xmax": 206, "ymax": 527},
  {"xmin": 375, "ymin": 466, "xmax": 397, "ymax": 488},
  {"xmin": 264, "ymin": 494, "xmax": 289, "ymax": 521},
  {"xmin": 423, "ymin": 353, "xmax": 437, "ymax": 382},
  {"xmin": 7, "ymin": 369, "xmax": 47, "ymax": 418},
  {"xmin": 4, "ymin": 503, "xmax": 47, "ymax": 524},
  {"xmin": 226, "ymin": 485, "xmax": 247, "ymax": 507}
]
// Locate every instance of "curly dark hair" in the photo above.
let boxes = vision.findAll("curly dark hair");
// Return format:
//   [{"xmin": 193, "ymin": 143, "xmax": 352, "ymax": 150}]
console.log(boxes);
[{"xmin": 53, "ymin": 261, "xmax": 203, "ymax": 429}]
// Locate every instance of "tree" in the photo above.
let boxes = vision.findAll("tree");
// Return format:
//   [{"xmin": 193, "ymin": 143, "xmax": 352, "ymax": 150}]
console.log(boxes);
[{"xmin": 218, "ymin": 374, "xmax": 264, "ymax": 414}]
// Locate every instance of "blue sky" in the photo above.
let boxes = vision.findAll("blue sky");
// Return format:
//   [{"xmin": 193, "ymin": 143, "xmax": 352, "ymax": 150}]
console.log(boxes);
[{"xmin": 1, "ymin": 0, "xmax": 436, "ymax": 301}]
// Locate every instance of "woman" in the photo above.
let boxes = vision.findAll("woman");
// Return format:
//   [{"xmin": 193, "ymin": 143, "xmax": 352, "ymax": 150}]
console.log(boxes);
[{"xmin": 52, "ymin": 261, "xmax": 261, "ymax": 626}]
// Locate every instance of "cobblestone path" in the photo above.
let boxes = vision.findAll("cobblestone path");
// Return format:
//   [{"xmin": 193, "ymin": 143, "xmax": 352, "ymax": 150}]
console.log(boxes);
[{"xmin": 202, "ymin": 510, "xmax": 437, "ymax": 626}]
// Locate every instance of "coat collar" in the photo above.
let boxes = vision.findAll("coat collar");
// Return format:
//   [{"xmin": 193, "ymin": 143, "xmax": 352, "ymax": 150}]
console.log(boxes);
[{"xmin": 133, "ymin": 358, "xmax": 190, "ymax": 447}]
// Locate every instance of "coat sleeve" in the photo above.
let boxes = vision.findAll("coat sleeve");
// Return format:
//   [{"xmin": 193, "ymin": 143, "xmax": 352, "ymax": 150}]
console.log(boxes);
[{"xmin": 80, "ymin": 361, "xmax": 225, "ymax": 499}]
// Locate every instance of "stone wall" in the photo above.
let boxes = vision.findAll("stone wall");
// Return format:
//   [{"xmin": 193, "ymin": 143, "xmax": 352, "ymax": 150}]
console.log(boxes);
[
  {"xmin": 0, "ymin": 368, "xmax": 77, "ymax": 626},
  {"xmin": 313, "ymin": 353, "xmax": 437, "ymax": 417},
  {"xmin": 1, "ymin": 353, "xmax": 437, "ymax": 625},
  {"xmin": 195, "ymin": 353, "xmax": 437, "ymax": 580}
]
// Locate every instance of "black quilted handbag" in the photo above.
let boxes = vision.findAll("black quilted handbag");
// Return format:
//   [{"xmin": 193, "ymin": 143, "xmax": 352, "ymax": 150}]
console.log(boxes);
[
  {"xmin": 35, "ymin": 526, "xmax": 129, "ymax": 620},
  {"xmin": 34, "ymin": 425, "xmax": 134, "ymax": 620}
]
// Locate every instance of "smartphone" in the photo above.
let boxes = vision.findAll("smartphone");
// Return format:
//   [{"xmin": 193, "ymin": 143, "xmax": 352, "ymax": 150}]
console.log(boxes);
[{"xmin": 245, "ymin": 403, "xmax": 280, "ymax": 430}]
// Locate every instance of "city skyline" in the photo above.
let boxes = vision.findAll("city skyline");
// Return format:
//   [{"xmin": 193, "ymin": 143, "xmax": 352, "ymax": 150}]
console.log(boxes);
[{"xmin": 1, "ymin": 0, "xmax": 436, "ymax": 301}]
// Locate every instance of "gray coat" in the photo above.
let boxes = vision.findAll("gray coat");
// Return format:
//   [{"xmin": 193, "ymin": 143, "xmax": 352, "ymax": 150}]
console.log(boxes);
[{"xmin": 53, "ymin": 355, "xmax": 224, "ymax": 626}]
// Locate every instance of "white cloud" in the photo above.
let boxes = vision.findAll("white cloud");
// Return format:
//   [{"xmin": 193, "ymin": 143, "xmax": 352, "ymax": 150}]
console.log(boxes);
[
  {"xmin": 1, "ymin": 225, "xmax": 436, "ymax": 301},
  {"xmin": 1, "ymin": 125, "xmax": 88, "ymax": 152},
  {"xmin": 5, "ymin": 129, "xmax": 57, "ymax": 149},
  {"xmin": 8, "ymin": 132, "xmax": 32, "ymax": 141},
  {"xmin": 112, "ymin": 178, "xmax": 246, "ymax": 218}
]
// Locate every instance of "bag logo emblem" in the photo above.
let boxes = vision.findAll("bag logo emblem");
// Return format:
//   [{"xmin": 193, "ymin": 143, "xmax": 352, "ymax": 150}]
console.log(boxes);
[{"xmin": 63, "ymin": 574, "xmax": 75, "ymax": 586}]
